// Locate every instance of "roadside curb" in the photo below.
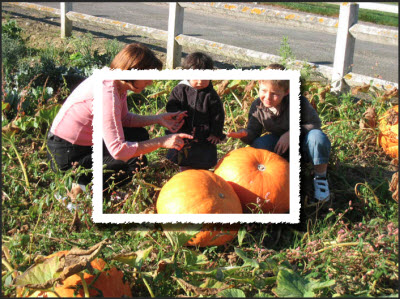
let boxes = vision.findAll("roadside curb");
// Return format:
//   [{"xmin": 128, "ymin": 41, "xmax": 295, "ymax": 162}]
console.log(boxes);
[
  {"xmin": 5, "ymin": 2, "xmax": 398, "ymax": 90},
  {"xmin": 182, "ymin": 2, "xmax": 398, "ymax": 46},
  {"xmin": 183, "ymin": 2, "xmax": 338, "ymax": 34}
]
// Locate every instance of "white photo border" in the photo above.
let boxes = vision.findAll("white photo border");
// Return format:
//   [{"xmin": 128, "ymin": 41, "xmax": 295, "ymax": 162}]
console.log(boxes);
[{"xmin": 92, "ymin": 68, "xmax": 301, "ymax": 224}]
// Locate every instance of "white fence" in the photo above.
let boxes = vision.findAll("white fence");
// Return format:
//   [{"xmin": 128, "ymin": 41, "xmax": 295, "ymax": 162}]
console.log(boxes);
[{"xmin": 9, "ymin": 2, "xmax": 398, "ymax": 92}]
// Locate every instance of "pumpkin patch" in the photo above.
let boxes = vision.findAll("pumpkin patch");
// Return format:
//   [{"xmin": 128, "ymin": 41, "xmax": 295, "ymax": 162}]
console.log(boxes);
[
  {"xmin": 378, "ymin": 105, "xmax": 398, "ymax": 158},
  {"xmin": 214, "ymin": 147, "xmax": 290, "ymax": 213}
]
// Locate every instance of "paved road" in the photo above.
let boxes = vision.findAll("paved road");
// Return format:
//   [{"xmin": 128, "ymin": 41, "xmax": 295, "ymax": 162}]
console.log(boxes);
[{"xmin": 37, "ymin": 2, "xmax": 398, "ymax": 82}]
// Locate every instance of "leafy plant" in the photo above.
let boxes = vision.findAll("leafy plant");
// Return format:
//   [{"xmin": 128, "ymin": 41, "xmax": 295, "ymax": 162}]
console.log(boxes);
[{"xmin": 279, "ymin": 36, "xmax": 296, "ymax": 67}]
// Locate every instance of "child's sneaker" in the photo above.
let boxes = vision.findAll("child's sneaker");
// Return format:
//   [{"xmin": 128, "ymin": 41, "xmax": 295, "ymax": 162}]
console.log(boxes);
[{"xmin": 313, "ymin": 176, "xmax": 330, "ymax": 201}]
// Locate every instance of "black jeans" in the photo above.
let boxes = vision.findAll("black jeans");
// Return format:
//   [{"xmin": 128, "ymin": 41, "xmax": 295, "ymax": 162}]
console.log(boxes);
[{"xmin": 47, "ymin": 127, "xmax": 149, "ymax": 191}]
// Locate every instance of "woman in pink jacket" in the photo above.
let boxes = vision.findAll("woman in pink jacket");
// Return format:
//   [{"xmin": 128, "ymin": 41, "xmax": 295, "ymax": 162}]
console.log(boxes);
[{"xmin": 47, "ymin": 43, "xmax": 191, "ymax": 198}]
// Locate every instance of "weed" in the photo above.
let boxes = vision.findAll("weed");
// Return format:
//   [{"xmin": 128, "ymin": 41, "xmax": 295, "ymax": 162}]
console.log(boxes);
[{"xmin": 278, "ymin": 36, "xmax": 296, "ymax": 68}]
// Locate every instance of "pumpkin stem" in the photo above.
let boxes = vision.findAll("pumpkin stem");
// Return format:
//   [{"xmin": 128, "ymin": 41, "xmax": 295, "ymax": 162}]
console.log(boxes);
[
  {"xmin": 142, "ymin": 276, "xmax": 155, "ymax": 298},
  {"xmin": 78, "ymin": 272, "xmax": 90, "ymax": 298}
]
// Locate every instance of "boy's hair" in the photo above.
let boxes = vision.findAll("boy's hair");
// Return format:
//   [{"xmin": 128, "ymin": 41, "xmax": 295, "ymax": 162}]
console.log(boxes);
[
  {"xmin": 110, "ymin": 43, "xmax": 163, "ymax": 71},
  {"xmin": 266, "ymin": 63, "xmax": 285, "ymax": 70},
  {"xmin": 260, "ymin": 63, "xmax": 289, "ymax": 92},
  {"xmin": 182, "ymin": 52, "xmax": 214, "ymax": 69}
]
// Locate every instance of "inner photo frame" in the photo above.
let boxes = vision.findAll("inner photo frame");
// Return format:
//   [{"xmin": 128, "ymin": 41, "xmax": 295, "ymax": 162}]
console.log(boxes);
[{"xmin": 92, "ymin": 68, "xmax": 300, "ymax": 224}]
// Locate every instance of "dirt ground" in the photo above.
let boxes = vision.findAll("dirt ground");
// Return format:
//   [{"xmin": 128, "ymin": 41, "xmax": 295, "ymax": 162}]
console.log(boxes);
[{"xmin": 2, "ymin": 3, "xmax": 262, "ymax": 69}]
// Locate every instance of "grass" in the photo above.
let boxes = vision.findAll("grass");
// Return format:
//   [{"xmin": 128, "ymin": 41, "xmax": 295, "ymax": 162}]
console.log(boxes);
[
  {"xmin": 2, "ymin": 19, "xmax": 399, "ymax": 297},
  {"xmin": 259, "ymin": 2, "xmax": 399, "ymax": 27}
]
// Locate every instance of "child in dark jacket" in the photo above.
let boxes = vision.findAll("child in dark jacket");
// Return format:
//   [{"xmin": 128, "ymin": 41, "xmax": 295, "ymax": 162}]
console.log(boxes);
[{"xmin": 166, "ymin": 52, "xmax": 225, "ymax": 170}]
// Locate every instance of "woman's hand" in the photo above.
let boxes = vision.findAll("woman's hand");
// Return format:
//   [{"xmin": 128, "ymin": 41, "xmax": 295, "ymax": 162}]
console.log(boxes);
[
  {"xmin": 274, "ymin": 131, "xmax": 289, "ymax": 155},
  {"xmin": 158, "ymin": 111, "xmax": 188, "ymax": 133},
  {"xmin": 227, "ymin": 129, "xmax": 248, "ymax": 139},
  {"xmin": 162, "ymin": 133, "xmax": 193, "ymax": 150}
]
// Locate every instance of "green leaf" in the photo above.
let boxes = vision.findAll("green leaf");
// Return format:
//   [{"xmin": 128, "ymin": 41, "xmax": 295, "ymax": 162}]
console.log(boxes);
[
  {"xmin": 163, "ymin": 224, "xmax": 202, "ymax": 251},
  {"xmin": 234, "ymin": 247, "xmax": 259, "ymax": 268},
  {"xmin": 69, "ymin": 52, "xmax": 83, "ymax": 61},
  {"xmin": 306, "ymin": 279, "xmax": 336, "ymax": 292},
  {"xmin": 273, "ymin": 268, "xmax": 306, "ymax": 297},
  {"xmin": 38, "ymin": 104, "xmax": 61, "ymax": 125},
  {"xmin": 13, "ymin": 256, "xmax": 63, "ymax": 289},
  {"xmin": 199, "ymin": 278, "xmax": 227, "ymax": 289},
  {"xmin": 183, "ymin": 249, "xmax": 208, "ymax": 268},
  {"xmin": 112, "ymin": 245, "xmax": 153, "ymax": 270},
  {"xmin": 237, "ymin": 226, "xmax": 246, "ymax": 247},
  {"xmin": 217, "ymin": 288, "xmax": 246, "ymax": 297},
  {"xmin": 273, "ymin": 268, "xmax": 335, "ymax": 297},
  {"xmin": 259, "ymin": 258, "xmax": 279, "ymax": 275},
  {"xmin": 135, "ymin": 246, "xmax": 153, "ymax": 269}
]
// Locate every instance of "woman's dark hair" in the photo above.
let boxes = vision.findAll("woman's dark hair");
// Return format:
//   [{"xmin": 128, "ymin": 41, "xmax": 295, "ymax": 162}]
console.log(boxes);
[
  {"xmin": 110, "ymin": 43, "xmax": 163, "ymax": 70},
  {"xmin": 182, "ymin": 52, "xmax": 214, "ymax": 70}
]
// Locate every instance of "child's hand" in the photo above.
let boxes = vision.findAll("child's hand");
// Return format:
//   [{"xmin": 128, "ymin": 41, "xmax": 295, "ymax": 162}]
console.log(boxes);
[
  {"xmin": 274, "ymin": 131, "xmax": 289, "ymax": 155},
  {"xmin": 207, "ymin": 134, "xmax": 221, "ymax": 144},
  {"xmin": 159, "ymin": 111, "xmax": 188, "ymax": 133},
  {"xmin": 227, "ymin": 129, "xmax": 248, "ymax": 139}
]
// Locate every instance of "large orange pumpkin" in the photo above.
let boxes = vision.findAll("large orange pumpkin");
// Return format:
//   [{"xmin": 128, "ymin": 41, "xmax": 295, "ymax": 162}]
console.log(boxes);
[
  {"xmin": 378, "ymin": 105, "xmax": 398, "ymax": 158},
  {"xmin": 21, "ymin": 250, "xmax": 132, "ymax": 298},
  {"xmin": 157, "ymin": 169, "xmax": 243, "ymax": 246},
  {"xmin": 214, "ymin": 147, "xmax": 290, "ymax": 213}
]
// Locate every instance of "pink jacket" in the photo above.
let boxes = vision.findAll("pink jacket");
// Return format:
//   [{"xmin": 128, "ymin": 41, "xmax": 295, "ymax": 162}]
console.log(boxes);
[{"xmin": 50, "ymin": 75, "xmax": 139, "ymax": 162}]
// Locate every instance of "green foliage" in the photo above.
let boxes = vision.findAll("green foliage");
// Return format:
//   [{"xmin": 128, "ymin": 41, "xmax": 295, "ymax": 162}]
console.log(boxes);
[
  {"xmin": 2, "ymin": 19, "xmax": 23, "ymax": 39},
  {"xmin": 272, "ymin": 268, "xmax": 335, "ymax": 297},
  {"xmin": 2, "ymin": 35, "xmax": 26, "ymax": 72},
  {"xmin": 279, "ymin": 36, "xmax": 296, "ymax": 67},
  {"xmin": 163, "ymin": 224, "xmax": 202, "ymax": 253},
  {"xmin": 2, "ymin": 20, "xmax": 26, "ymax": 73},
  {"xmin": 2, "ymin": 19, "xmax": 398, "ymax": 298},
  {"xmin": 259, "ymin": 2, "xmax": 398, "ymax": 27},
  {"xmin": 13, "ymin": 256, "xmax": 62, "ymax": 288},
  {"xmin": 68, "ymin": 34, "xmax": 123, "ymax": 76}
]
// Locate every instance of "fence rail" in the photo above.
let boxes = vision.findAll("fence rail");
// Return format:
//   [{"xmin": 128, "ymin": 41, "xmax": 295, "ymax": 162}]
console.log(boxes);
[{"xmin": 6, "ymin": 2, "xmax": 398, "ymax": 92}]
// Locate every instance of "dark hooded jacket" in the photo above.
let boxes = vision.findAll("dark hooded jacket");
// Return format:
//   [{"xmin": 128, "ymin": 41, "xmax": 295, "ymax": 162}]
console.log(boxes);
[{"xmin": 165, "ymin": 80, "xmax": 225, "ymax": 169}]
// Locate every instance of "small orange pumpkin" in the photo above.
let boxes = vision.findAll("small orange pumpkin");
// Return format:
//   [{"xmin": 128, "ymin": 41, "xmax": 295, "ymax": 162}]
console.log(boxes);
[
  {"xmin": 157, "ymin": 169, "xmax": 243, "ymax": 246},
  {"xmin": 214, "ymin": 147, "xmax": 290, "ymax": 213},
  {"xmin": 24, "ymin": 251, "xmax": 132, "ymax": 298},
  {"xmin": 378, "ymin": 105, "xmax": 398, "ymax": 158}
]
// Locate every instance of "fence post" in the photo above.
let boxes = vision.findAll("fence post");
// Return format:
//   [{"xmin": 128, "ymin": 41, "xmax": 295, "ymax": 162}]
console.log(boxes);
[
  {"xmin": 60, "ymin": 2, "xmax": 72, "ymax": 38},
  {"xmin": 331, "ymin": 3, "xmax": 359, "ymax": 93},
  {"xmin": 166, "ymin": 3, "xmax": 184, "ymax": 69}
]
